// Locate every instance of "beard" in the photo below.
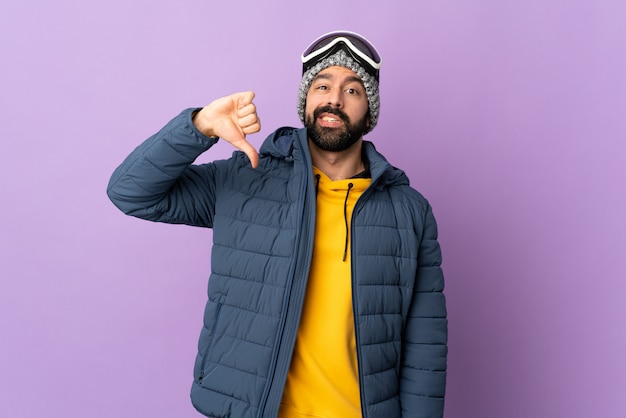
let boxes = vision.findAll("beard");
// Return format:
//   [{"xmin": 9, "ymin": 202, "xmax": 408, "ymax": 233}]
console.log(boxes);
[{"xmin": 305, "ymin": 105, "xmax": 369, "ymax": 152}]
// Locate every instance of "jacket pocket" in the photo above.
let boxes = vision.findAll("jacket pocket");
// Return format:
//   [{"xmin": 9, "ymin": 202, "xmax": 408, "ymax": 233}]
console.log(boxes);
[{"xmin": 197, "ymin": 299, "xmax": 224, "ymax": 384}]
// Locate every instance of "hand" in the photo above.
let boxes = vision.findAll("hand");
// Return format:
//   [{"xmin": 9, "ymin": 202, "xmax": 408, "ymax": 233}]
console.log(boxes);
[{"xmin": 193, "ymin": 91, "xmax": 261, "ymax": 168}]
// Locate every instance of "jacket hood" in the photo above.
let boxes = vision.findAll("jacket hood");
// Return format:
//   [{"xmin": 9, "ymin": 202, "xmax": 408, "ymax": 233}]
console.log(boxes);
[
  {"xmin": 259, "ymin": 126, "xmax": 300, "ymax": 160},
  {"xmin": 259, "ymin": 126, "xmax": 410, "ymax": 188}
]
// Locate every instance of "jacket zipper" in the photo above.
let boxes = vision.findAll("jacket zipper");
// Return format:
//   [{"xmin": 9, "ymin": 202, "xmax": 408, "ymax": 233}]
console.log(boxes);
[
  {"xmin": 257, "ymin": 139, "xmax": 315, "ymax": 418},
  {"xmin": 350, "ymin": 182, "xmax": 378, "ymax": 418}
]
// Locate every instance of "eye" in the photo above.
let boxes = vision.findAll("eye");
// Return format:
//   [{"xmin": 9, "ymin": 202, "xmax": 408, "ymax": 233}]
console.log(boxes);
[
  {"xmin": 316, "ymin": 84, "xmax": 328, "ymax": 91},
  {"xmin": 346, "ymin": 88, "xmax": 359, "ymax": 95}
]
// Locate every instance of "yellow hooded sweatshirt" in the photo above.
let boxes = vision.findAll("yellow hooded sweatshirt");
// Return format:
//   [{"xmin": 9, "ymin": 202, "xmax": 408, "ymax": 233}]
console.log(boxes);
[{"xmin": 279, "ymin": 166, "xmax": 371, "ymax": 418}]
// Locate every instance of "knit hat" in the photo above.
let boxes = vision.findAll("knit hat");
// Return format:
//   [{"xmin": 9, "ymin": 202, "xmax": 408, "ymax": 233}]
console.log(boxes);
[{"xmin": 297, "ymin": 31, "xmax": 382, "ymax": 133}]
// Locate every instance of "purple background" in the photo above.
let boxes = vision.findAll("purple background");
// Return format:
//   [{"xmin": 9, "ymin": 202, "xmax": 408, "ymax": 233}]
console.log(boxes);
[{"xmin": 2, "ymin": 1, "xmax": 625, "ymax": 417}]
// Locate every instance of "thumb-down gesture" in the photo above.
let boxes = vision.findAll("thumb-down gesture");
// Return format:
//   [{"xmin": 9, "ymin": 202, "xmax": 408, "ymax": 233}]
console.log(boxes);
[{"xmin": 193, "ymin": 91, "xmax": 261, "ymax": 168}]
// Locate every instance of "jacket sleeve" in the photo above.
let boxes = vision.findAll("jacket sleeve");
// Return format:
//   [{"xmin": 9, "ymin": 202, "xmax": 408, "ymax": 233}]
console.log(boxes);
[
  {"xmin": 401, "ymin": 203, "xmax": 448, "ymax": 417},
  {"xmin": 106, "ymin": 108, "xmax": 220, "ymax": 227}
]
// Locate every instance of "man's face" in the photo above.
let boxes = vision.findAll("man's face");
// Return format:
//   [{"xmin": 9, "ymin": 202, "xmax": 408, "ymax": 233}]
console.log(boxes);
[{"xmin": 304, "ymin": 66, "xmax": 370, "ymax": 152}]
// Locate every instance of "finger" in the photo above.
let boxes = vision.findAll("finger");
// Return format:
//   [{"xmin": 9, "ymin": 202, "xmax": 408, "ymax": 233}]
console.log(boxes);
[
  {"xmin": 247, "ymin": 150, "xmax": 259, "ymax": 168},
  {"xmin": 235, "ymin": 91, "xmax": 255, "ymax": 109},
  {"xmin": 237, "ymin": 113, "xmax": 260, "ymax": 130},
  {"xmin": 226, "ymin": 130, "xmax": 259, "ymax": 167},
  {"xmin": 237, "ymin": 102, "xmax": 257, "ymax": 118},
  {"xmin": 235, "ymin": 140, "xmax": 259, "ymax": 168},
  {"xmin": 242, "ymin": 121, "xmax": 261, "ymax": 135}
]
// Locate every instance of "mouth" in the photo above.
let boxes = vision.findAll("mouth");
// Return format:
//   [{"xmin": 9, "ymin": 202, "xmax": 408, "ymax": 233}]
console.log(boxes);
[{"xmin": 317, "ymin": 112, "xmax": 345, "ymax": 127}]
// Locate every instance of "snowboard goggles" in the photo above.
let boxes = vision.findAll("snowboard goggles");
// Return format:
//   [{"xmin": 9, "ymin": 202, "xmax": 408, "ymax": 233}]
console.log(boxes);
[{"xmin": 301, "ymin": 31, "xmax": 382, "ymax": 78}]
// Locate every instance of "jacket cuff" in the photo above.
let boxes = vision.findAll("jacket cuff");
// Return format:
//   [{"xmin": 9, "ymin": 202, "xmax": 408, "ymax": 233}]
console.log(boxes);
[{"xmin": 183, "ymin": 107, "xmax": 220, "ymax": 146}]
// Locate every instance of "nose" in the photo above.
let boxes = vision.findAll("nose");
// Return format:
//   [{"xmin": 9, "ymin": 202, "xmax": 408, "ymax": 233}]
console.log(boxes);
[{"xmin": 327, "ymin": 89, "xmax": 343, "ymax": 108}]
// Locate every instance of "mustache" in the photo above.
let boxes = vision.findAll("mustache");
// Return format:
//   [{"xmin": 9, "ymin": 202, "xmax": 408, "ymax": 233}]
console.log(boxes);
[{"xmin": 313, "ymin": 106, "xmax": 350, "ymax": 124}]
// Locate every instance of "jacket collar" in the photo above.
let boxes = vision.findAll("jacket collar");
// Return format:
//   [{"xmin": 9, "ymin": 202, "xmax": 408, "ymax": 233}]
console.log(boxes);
[{"xmin": 259, "ymin": 127, "xmax": 410, "ymax": 189}]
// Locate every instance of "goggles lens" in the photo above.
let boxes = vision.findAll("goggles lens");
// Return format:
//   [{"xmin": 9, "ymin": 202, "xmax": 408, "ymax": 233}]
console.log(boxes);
[{"xmin": 301, "ymin": 31, "xmax": 382, "ymax": 72}]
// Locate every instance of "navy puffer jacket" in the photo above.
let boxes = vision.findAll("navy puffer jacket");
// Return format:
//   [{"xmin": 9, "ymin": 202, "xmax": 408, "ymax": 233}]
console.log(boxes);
[{"xmin": 107, "ymin": 109, "xmax": 447, "ymax": 418}]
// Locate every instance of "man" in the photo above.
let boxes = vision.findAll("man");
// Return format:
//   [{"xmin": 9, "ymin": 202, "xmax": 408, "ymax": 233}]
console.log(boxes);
[{"xmin": 108, "ymin": 31, "xmax": 447, "ymax": 418}]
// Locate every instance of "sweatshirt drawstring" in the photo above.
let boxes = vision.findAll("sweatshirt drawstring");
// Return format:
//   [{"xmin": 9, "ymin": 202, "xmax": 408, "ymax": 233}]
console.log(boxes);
[
  {"xmin": 314, "ymin": 172, "xmax": 356, "ymax": 262},
  {"xmin": 315, "ymin": 174, "xmax": 321, "ymax": 197},
  {"xmin": 342, "ymin": 183, "xmax": 354, "ymax": 262}
]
